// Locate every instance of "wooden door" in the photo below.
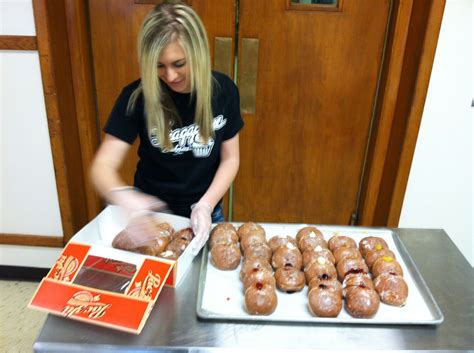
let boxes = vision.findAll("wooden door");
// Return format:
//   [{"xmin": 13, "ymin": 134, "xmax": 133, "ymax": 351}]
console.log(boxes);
[
  {"xmin": 233, "ymin": 0, "xmax": 391, "ymax": 224},
  {"xmin": 88, "ymin": 0, "xmax": 391, "ymax": 224},
  {"xmin": 88, "ymin": 0, "xmax": 235, "ymax": 185}
]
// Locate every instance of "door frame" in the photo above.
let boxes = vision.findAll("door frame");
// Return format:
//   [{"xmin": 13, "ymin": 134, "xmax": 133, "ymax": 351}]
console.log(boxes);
[{"xmin": 1, "ymin": 0, "xmax": 445, "ymax": 246}]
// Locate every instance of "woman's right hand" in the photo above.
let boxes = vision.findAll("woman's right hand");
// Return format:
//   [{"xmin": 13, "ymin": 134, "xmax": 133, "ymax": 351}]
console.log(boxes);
[{"xmin": 107, "ymin": 186, "xmax": 169, "ymax": 220}]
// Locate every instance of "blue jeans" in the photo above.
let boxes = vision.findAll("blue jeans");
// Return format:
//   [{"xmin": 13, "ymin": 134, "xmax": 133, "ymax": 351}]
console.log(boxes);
[{"xmin": 211, "ymin": 203, "xmax": 225, "ymax": 223}]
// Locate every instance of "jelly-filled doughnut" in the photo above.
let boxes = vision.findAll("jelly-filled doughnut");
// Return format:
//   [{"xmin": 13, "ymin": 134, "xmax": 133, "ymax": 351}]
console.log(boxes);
[
  {"xmin": 275, "ymin": 266, "xmax": 305, "ymax": 293},
  {"xmin": 244, "ymin": 283, "xmax": 278, "ymax": 315},
  {"xmin": 345, "ymin": 286, "xmax": 380, "ymax": 318},
  {"xmin": 308, "ymin": 285, "xmax": 343, "ymax": 317}
]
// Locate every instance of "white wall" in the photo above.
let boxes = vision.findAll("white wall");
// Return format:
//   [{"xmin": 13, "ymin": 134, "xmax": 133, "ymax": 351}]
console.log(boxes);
[
  {"xmin": 399, "ymin": 0, "xmax": 473, "ymax": 266},
  {"xmin": 0, "ymin": 0, "xmax": 63, "ymax": 267}
]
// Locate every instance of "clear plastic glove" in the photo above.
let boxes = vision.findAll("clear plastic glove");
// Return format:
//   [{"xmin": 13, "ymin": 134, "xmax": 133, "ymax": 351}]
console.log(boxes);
[
  {"xmin": 114, "ymin": 212, "xmax": 161, "ymax": 249},
  {"xmin": 190, "ymin": 201, "xmax": 213, "ymax": 255},
  {"xmin": 107, "ymin": 186, "xmax": 169, "ymax": 221}
]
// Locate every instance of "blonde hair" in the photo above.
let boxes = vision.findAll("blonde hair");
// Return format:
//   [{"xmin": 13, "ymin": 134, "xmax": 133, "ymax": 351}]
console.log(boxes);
[{"xmin": 127, "ymin": 1, "xmax": 213, "ymax": 150}]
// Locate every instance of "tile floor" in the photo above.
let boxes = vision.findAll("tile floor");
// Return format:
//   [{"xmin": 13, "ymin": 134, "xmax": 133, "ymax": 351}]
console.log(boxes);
[{"xmin": 0, "ymin": 280, "xmax": 47, "ymax": 353}]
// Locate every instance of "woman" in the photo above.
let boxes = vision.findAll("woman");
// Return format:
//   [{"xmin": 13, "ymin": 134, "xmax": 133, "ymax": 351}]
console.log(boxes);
[{"xmin": 90, "ymin": 1, "xmax": 243, "ymax": 255}]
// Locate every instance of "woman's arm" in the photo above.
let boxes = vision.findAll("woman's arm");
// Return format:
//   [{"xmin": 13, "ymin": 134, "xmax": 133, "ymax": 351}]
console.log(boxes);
[
  {"xmin": 90, "ymin": 133, "xmax": 132, "ymax": 200},
  {"xmin": 199, "ymin": 133, "xmax": 240, "ymax": 208},
  {"xmin": 190, "ymin": 133, "xmax": 240, "ymax": 254},
  {"xmin": 90, "ymin": 133, "xmax": 166, "ymax": 214}
]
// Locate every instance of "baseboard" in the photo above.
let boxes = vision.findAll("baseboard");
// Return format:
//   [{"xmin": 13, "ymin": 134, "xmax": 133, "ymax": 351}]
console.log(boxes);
[{"xmin": 0, "ymin": 265, "xmax": 50, "ymax": 282}]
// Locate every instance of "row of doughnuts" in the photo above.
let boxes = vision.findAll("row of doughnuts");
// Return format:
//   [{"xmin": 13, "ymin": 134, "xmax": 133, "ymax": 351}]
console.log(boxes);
[
  {"xmin": 269, "ymin": 235, "xmax": 305, "ymax": 293},
  {"xmin": 359, "ymin": 237, "xmax": 408, "ymax": 306},
  {"xmin": 208, "ymin": 222, "xmax": 409, "ymax": 318},
  {"xmin": 294, "ymin": 227, "xmax": 343, "ymax": 317},
  {"xmin": 328, "ymin": 235, "xmax": 380, "ymax": 318},
  {"xmin": 237, "ymin": 223, "xmax": 278, "ymax": 315},
  {"xmin": 209, "ymin": 223, "xmax": 242, "ymax": 270},
  {"xmin": 112, "ymin": 215, "xmax": 194, "ymax": 259}
]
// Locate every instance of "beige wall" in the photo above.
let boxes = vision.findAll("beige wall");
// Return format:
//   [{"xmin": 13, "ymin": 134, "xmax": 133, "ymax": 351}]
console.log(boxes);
[
  {"xmin": 0, "ymin": 0, "xmax": 62, "ymax": 267},
  {"xmin": 399, "ymin": 0, "xmax": 473, "ymax": 266}
]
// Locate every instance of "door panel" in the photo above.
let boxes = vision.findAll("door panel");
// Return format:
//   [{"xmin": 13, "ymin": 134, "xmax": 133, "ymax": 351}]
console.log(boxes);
[
  {"xmin": 234, "ymin": 0, "xmax": 391, "ymax": 223},
  {"xmin": 88, "ymin": 0, "xmax": 235, "ymax": 185}
]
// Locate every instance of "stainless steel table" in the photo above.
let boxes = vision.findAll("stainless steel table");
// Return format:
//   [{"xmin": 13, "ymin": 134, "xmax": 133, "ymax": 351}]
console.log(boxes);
[{"xmin": 34, "ymin": 229, "xmax": 474, "ymax": 352}]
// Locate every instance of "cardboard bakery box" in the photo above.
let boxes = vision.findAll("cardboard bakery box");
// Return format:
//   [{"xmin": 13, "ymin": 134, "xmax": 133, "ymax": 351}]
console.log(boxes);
[{"xmin": 28, "ymin": 206, "xmax": 198, "ymax": 334}]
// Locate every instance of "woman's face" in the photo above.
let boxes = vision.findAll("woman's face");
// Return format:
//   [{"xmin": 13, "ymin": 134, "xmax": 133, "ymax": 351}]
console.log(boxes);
[{"xmin": 158, "ymin": 39, "xmax": 190, "ymax": 93}]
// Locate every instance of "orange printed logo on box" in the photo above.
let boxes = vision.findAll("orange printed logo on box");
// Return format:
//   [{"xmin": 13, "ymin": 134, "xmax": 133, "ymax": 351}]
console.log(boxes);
[
  {"xmin": 47, "ymin": 243, "xmax": 91, "ymax": 282},
  {"xmin": 126, "ymin": 258, "xmax": 173, "ymax": 301},
  {"xmin": 30, "ymin": 279, "xmax": 150, "ymax": 332}
]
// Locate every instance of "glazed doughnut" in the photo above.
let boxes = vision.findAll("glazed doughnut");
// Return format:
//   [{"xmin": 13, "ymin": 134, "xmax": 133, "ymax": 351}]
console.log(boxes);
[
  {"xmin": 359, "ymin": 236, "xmax": 389, "ymax": 258},
  {"xmin": 149, "ymin": 221, "xmax": 175, "ymax": 239},
  {"xmin": 302, "ymin": 247, "xmax": 336, "ymax": 268},
  {"xmin": 210, "ymin": 222, "xmax": 236, "ymax": 235},
  {"xmin": 364, "ymin": 248, "xmax": 396, "ymax": 270},
  {"xmin": 371, "ymin": 256, "xmax": 403, "ymax": 278},
  {"xmin": 135, "ymin": 235, "xmax": 170, "ymax": 256},
  {"xmin": 274, "ymin": 266, "xmax": 305, "ymax": 293},
  {"xmin": 237, "ymin": 222, "xmax": 265, "ymax": 240},
  {"xmin": 336, "ymin": 257, "xmax": 369, "ymax": 281},
  {"xmin": 242, "ymin": 267, "xmax": 276, "ymax": 290},
  {"xmin": 165, "ymin": 238, "xmax": 189, "ymax": 257},
  {"xmin": 304, "ymin": 257, "xmax": 338, "ymax": 283},
  {"xmin": 112, "ymin": 218, "xmax": 174, "ymax": 251},
  {"xmin": 172, "ymin": 227, "xmax": 194, "ymax": 242},
  {"xmin": 308, "ymin": 277, "xmax": 342, "ymax": 297},
  {"xmin": 244, "ymin": 242, "xmax": 272, "ymax": 262},
  {"xmin": 267, "ymin": 235, "xmax": 298, "ymax": 252},
  {"xmin": 298, "ymin": 235, "xmax": 328, "ymax": 253},
  {"xmin": 308, "ymin": 285, "xmax": 343, "ymax": 317},
  {"xmin": 240, "ymin": 231, "xmax": 267, "ymax": 253},
  {"xmin": 240, "ymin": 257, "xmax": 273, "ymax": 282},
  {"xmin": 328, "ymin": 235, "xmax": 357, "ymax": 252},
  {"xmin": 342, "ymin": 273, "xmax": 374, "ymax": 297},
  {"xmin": 244, "ymin": 283, "xmax": 278, "ymax": 315},
  {"xmin": 373, "ymin": 273, "xmax": 408, "ymax": 306},
  {"xmin": 209, "ymin": 227, "xmax": 239, "ymax": 248},
  {"xmin": 296, "ymin": 226, "xmax": 324, "ymax": 245},
  {"xmin": 332, "ymin": 246, "xmax": 362, "ymax": 264},
  {"xmin": 345, "ymin": 286, "xmax": 380, "ymax": 318},
  {"xmin": 210, "ymin": 243, "xmax": 242, "ymax": 270},
  {"xmin": 271, "ymin": 243, "xmax": 303, "ymax": 270}
]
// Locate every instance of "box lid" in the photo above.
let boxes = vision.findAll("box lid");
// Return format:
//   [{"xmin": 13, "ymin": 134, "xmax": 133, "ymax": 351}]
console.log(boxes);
[{"xmin": 29, "ymin": 241, "xmax": 175, "ymax": 334}]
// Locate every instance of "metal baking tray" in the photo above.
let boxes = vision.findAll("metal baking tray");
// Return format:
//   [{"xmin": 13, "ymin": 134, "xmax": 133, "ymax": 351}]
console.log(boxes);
[{"xmin": 196, "ymin": 224, "xmax": 444, "ymax": 325}]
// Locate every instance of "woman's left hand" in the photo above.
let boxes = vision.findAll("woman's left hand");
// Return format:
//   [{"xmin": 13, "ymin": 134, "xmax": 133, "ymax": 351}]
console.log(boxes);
[{"xmin": 190, "ymin": 201, "xmax": 213, "ymax": 255}]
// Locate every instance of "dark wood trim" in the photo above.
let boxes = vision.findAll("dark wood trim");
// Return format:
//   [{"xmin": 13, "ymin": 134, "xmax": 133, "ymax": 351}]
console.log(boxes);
[
  {"xmin": 0, "ymin": 35, "xmax": 37, "ymax": 50},
  {"xmin": 386, "ymin": 0, "xmax": 446, "ymax": 226},
  {"xmin": 32, "ymin": 0, "xmax": 89, "ymax": 242},
  {"xmin": 64, "ymin": 0, "xmax": 103, "ymax": 221},
  {"xmin": 358, "ymin": 0, "xmax": 413, "ymax": 225},
  {"xmin": 0, "ymin": 234, "xmax": 63, "ymax": 247},
  {"xmin": 359, "ymin": 0, "xmax": 445, "ymax": 226}
]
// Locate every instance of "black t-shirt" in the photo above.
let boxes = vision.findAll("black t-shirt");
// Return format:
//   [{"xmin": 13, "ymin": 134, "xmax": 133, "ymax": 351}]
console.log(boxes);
[{"xmin": 104, "ymin": 71, "xmax": 243, "ymax": 217}]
